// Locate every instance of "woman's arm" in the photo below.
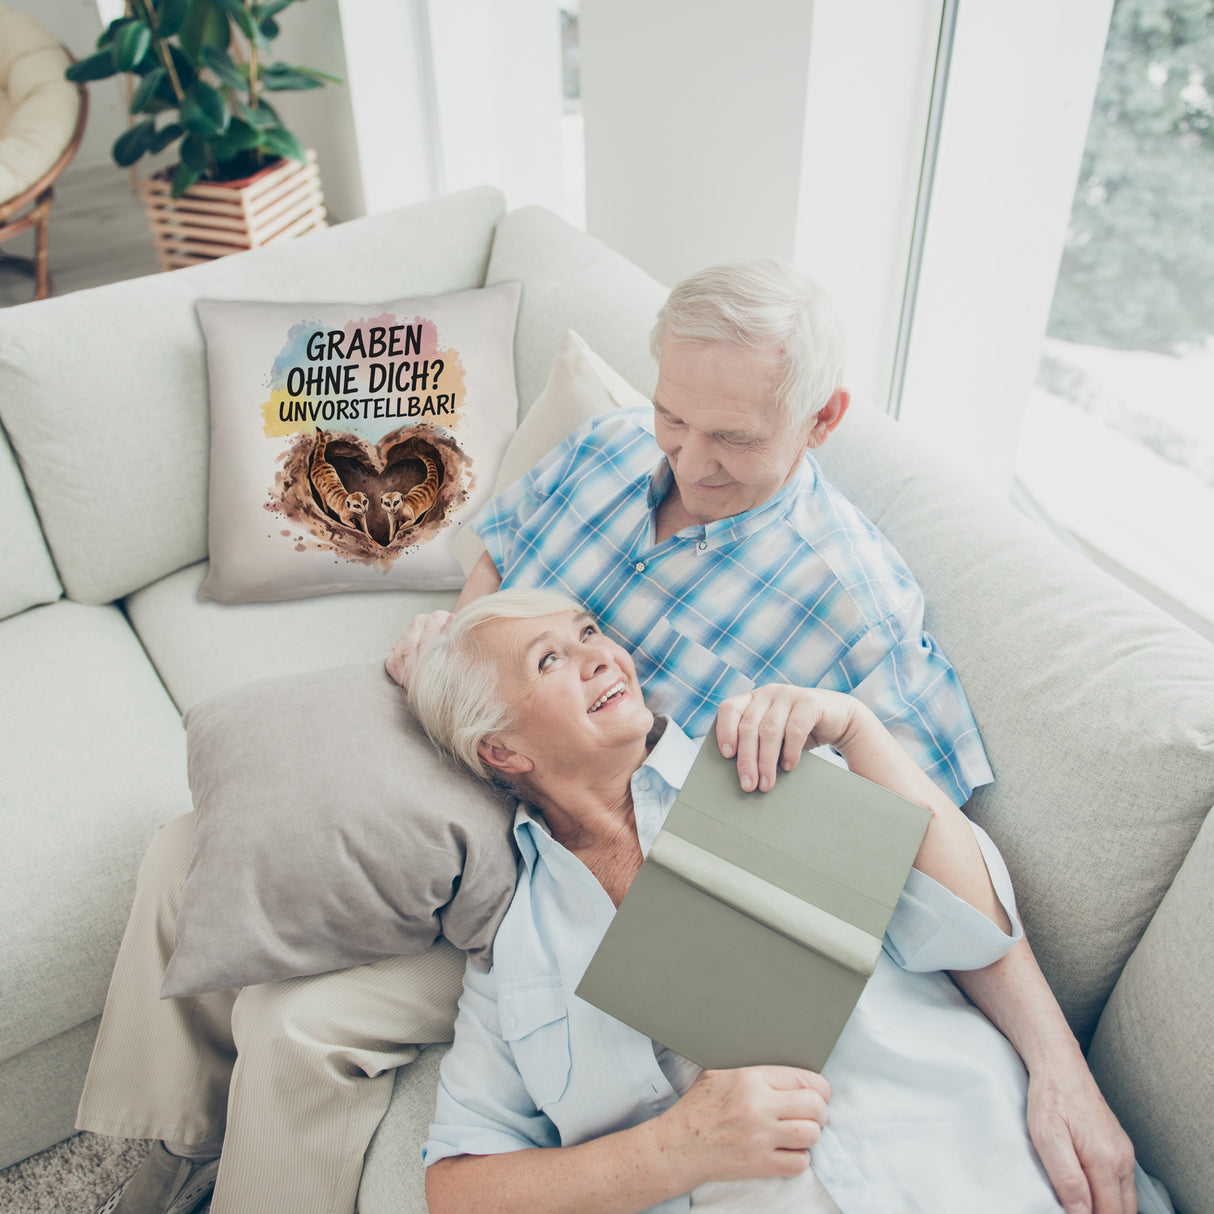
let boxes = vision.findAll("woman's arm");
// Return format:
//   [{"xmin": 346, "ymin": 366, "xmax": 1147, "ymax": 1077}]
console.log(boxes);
[
  {"xmin": 715, "ymin": 684, "xmax": 1010, "ymax": 932},
  {"xmin": 427, "ymin": 1065, "xmax": 830, "ymax": 1214}
]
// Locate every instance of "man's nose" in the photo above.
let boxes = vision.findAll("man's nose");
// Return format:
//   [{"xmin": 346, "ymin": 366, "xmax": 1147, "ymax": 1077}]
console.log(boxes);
[{"xmin": 677, "ymin": 431, "xmax": 719, "ymax": 481}]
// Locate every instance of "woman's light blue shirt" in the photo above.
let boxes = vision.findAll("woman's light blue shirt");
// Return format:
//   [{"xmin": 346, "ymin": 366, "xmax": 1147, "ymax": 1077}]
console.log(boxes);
[{"xmin": 423, "ymin": 721, "xmax": 1066, "ymax": 1212}]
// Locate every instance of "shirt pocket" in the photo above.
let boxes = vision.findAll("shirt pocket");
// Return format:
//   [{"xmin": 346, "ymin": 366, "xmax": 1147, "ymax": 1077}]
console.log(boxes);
[
  {"xmin": 499, "ymin": 978, "xmax": 572, "ymax": 1110},
  {"xmin": 637, "ymin": 615, "xmax": 754, "ymax": 722}
]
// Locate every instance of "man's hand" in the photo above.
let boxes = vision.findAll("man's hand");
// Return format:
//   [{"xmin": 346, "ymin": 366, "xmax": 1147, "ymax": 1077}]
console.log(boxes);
[
  {"xmin": 715, "ymin": 684, "xmax": 859, "ymax": 792},
  {"xmin": 385, "ymin": 610, "xmax": 453, "ymax": 689},
  {"xmin": 1026, "ymin": 1061, "xmax": 1137, "ymax": 1214}
]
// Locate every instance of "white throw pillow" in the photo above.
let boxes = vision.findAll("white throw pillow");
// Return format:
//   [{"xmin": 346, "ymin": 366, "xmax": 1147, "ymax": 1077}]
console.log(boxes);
[
  {"xmin": 197, "ymin": 283, "xmax": 521, "ymax": 602},
  {"xmin": 451, "ymin": 328, "xmax": 651, "ymax": 575}
]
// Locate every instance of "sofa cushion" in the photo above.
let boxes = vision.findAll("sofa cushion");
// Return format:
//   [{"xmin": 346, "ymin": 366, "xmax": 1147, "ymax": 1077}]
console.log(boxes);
[
  {"xmin": 163, "ymin": 663, "xmax": 517, "ymax": 996},
  {"xmin": 1088, "ymin": 804, "xmax": 1214, "ymax": 1214},
  {"xmin": 0, "ymin": 186, "xmax": 506, "ymax": 606},
  {"xmin": 0, "ymin": 600, "xmax": 191, "ymax": 1063},
  {"xmin": 813, "ymin": 402, "xmax": 1214, "ymax": 1046},
  {"xmin": 451, "ymin": 329, "xmax": 643, "ymax": 574},
  {"xmin": 485, "ymin": 205, "xmax": 668, "ymax": 416},
  {"xmin": 0, "ymin": 421, "xmax": 60, "ymax": 620},
  {"xmin": 195, "ymin": 282, "xmax": 520, "ymax": 603},
  {"xmin": 124, "ymin": 560, "xmax": 453, "ymax": 714}
]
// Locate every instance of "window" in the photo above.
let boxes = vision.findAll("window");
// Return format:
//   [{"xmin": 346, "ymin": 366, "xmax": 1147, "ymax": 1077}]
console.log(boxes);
[{"xmin": 1014, "ymin": 0, "xmax": 1214, "ymax": 637}]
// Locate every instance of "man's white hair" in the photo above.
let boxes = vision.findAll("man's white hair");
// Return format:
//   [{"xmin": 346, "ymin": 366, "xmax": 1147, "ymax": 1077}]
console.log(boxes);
[
  {"xmin": 650, "ymin": 258, "xmax": 847, "ymax": 429},
  {"xmin": 408, "ymin": 588, "xmax": 586, "ymax": 781}
]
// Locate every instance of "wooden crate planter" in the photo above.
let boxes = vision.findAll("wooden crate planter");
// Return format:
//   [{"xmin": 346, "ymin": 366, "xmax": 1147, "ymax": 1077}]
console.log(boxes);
[{"xmin": 140, "ymin": 150, "xmax": 327, "ymax": 271}]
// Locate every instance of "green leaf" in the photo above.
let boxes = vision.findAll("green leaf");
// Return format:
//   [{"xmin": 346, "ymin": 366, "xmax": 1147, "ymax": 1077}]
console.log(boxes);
[
  {"xmin": 254, "ymin": 0, "xmax": 297, "ymax": 19},
  {"xmin": 112, "ymin": 20, "xmax": 152, "ymax": 72},
  {"xmin": 66, "ymin": 50, "xmax": 119, "ymax": 83},
  {"xmin": 167, "ymin": 45, "xmax": 198, "ymax": 92},
  {"xmin": 155, "ymin": 0, "xmax": 192, "ymax": 40},
  {"xmin": 200, "ymin": 44, "xmax": 249, "ymax": 90},
  {"xmin": 259, "ymin": 125, "xmax": 305, "ymax": 163},
  {"xmin": 96, "ymin": 17, "xmax": 129, "ymax": 50},
  {"xmin": 150, "ymin": 122, "xmax": 185, "ymax": 153},
  {"xmin": 112, "ymin": 119, "xmax": 157, "ymax": 167},
  {"xmin": 181, "ymin": 80, "xmax": 230, "ymax": 135},
  {"xmin": 234, "ymin": 96, "xmax": 279, "ymax": 129},
  {"xmin": 180, "ymin": 0, "xmax": 231, "ymax": 63},
  {"xmin": 259, "ymin": 63, "xmax": 323, "ymax": 91},
  {"xmin": 171, "ymin": 162, "xmax": 201, "ymax": 197},
  {"xmin": 259, "ymin": 15, "xmax": 279, "ymax": 40},
  {"xmin": 180, "ymin": 131, "xmax": 210, "ymax": 172},
  {"xmin": 221, "ymin": 118, "xmax": 263, "ymax": 150},
  {"xmin": 129, "ymin": 66, "xmax": 169, "ymax": 113}
]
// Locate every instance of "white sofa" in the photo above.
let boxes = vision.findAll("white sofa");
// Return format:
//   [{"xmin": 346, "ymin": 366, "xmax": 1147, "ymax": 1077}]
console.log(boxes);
[{"xmin": 1, "ymin": 186, "xmax": 1211, "ymax": 1213}]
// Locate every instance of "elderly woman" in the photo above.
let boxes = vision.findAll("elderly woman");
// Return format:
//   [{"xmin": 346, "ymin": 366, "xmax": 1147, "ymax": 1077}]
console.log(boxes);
[{"xmin": 407, "ymin": 588, "xmax": 1087, "ymax": 1214}]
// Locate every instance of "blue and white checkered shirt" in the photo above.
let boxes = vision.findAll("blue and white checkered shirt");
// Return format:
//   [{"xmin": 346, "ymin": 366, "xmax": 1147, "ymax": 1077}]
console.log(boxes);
[{"xmin": 476, "ymin": 407, "xmax": 992, "ymax": 805}]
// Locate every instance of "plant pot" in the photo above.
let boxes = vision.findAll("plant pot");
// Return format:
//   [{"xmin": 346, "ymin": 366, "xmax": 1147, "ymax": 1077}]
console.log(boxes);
[{"xmin": 139, "ymin": 150, "xmax": 327, "ymax": 271}]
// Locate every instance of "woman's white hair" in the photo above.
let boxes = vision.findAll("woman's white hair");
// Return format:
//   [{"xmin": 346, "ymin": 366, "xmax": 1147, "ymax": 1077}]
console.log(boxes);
[
  {"xmin": 650, "ymin": 258, "xmax": 847, "ymax": 429},
  {"xmin": 407, "ymin": 588, "xmax": 586, "ymax": 781}
]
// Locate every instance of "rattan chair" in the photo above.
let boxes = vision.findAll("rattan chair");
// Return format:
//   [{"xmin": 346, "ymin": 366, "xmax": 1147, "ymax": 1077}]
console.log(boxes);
[{"xmin": 0, "ymin": 6, "xmax": 87, "ymax": 302}]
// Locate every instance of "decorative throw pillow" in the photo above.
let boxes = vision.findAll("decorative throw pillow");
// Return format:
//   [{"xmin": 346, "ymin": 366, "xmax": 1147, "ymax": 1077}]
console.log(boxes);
[
  {"xmin": 451, "ymin": 328, "xmax": 649, "ymax": 575},
  {"xmin": 196, "ymin": 282, "xmax": 521, "ymax": 602},
  {"xmin": 161, "ymin": 662, "xmax": 519, "ymax": 998}
]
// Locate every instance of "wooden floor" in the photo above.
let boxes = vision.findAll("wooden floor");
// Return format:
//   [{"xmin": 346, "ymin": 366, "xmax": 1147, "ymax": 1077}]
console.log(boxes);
[{"xmin": 0, "ymin": 162, "xmax": 162, "ymax": 308}]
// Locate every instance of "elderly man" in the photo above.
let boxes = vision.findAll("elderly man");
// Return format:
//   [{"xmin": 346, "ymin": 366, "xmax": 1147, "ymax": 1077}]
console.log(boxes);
[{"xmin": 388, "ymin": 260, "xmax": 1136, "ymax": 1214}]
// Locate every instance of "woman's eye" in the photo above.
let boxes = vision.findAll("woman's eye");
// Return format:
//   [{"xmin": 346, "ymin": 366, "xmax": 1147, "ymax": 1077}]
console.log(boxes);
[
  {"xmin": 581, "ymin": 624, "xmax": 599, "ymax": 639},
  {"xmin": 539, "ymin": 651, "xmax": 557, "ymax": 671}
]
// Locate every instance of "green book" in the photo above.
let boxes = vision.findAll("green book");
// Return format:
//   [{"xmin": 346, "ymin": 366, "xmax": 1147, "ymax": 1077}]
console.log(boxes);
[{"xmin": 575, "ymin": 742, "xmax": 932, "ymax": 1072}]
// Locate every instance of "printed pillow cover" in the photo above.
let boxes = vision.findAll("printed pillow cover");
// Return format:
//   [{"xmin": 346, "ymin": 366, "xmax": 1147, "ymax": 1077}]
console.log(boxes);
[{"xmin": 196, "ymin": 282, "xmax": 521, "ymax": 602}]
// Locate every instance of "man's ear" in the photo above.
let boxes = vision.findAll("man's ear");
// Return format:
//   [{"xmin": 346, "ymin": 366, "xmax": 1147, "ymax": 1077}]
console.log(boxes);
[
  {"xmin": 806, "ymin": 388, "xmax": 850, "ymax": 450},
  {"xmin": 477, "ymin": 738, "xmax": 534, "ymax": 776}
]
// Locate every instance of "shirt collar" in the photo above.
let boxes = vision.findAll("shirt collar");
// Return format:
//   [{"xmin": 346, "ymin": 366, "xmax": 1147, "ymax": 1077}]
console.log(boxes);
[{"xmin": 645, "ymin": 456, "xmax": 818, "ymax": 547}]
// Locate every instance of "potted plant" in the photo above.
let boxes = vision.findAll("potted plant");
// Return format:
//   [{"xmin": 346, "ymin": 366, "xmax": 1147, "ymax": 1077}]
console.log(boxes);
[{"xmin": 66, "ymin": 0, "xmax": 340, "ymax": 268}]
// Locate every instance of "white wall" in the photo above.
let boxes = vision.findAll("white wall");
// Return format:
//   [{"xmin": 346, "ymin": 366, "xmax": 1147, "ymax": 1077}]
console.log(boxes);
[
  {"xmin": 579, "ymin": 0, "xmax": 818, "ymax": 289},
  {"xmin": 795, "ymin": 0, "xmax": 941, "ymax": 414}
]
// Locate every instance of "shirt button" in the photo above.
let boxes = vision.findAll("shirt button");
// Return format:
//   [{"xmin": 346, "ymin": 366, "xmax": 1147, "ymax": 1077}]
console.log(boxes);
[
  {"xmin": 634, "ymin": 561, "xmax": 646, "ymax": 573},
  {"xmin": 697, "ymin": 541, "xmax": 708, "ymax": 551}
]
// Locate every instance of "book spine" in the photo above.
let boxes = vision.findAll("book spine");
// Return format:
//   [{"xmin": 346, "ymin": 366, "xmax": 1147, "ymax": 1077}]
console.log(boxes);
[{"xmin": 648, "ymin": 832, "xmax": 882, "ymax": 977}]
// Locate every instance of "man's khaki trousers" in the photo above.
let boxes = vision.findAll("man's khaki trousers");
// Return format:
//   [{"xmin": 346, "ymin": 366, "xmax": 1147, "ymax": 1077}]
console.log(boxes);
[{"xmin": 76, "ymin": 814, "xmax": 466, "ymax": 1214}]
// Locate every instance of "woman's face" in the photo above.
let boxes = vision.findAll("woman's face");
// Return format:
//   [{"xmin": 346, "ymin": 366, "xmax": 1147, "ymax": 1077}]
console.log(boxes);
[{"xmin": 477, "ymin": 610, "xmax": 653, "ymax": 775}]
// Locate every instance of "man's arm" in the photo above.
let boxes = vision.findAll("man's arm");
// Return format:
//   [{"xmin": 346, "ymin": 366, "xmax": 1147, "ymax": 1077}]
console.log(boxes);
[{"xmin": 385, "ymin": 552, "xmax": 500, "ymax": 688}]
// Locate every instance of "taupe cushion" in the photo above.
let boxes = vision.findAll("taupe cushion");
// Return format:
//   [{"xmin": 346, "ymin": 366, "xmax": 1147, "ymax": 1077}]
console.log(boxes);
[
  {"xmin": 0, "ymin": 186, "xmax": 506, "ymax": 605},
  {"xmin": 162, "ymin": 663, "xmax": 519, "ymax": 997},
  {"xmin": 815, "ymin": 402, "xmax": 1214, "ymax": 1045}
]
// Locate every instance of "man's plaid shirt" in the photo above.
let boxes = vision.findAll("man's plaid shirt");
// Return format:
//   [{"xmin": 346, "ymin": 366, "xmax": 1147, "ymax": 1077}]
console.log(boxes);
[{"xmin": 476, "ymin": 408, "xmax": 992, "ymax": 806}]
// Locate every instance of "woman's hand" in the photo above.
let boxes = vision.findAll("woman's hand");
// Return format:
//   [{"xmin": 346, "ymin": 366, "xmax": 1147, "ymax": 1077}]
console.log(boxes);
[
  {"xmin": 716, "ymin": 684, "xmax": 861, "ymax": 792},
  {"xmin": 385, "ymin": 610, "xmax": 453, "ymax": 688},
  {"xmin": 654, "ymin": 1066, "xmax": 831, "ymax": 1185}
]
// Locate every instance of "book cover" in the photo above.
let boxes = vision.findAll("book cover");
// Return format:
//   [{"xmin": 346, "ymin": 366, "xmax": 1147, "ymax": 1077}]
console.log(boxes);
[{"xmin": 575, "ymin": 742, "xmax": 932, "ymax": 1071}]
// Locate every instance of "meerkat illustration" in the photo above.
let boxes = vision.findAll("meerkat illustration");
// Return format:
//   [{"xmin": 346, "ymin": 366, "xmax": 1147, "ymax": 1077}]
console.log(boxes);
[
  {"xmin": 310, "ymin": 428, "xmax": 370, "ymax": 537},
  {"xmin": 396, "ymin": 453, "xmax": 440, "ymax": 529},
  {"xmin": 380, "ymin": 491, "xmax": 406, "ymax": 544}
]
